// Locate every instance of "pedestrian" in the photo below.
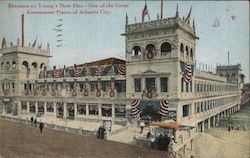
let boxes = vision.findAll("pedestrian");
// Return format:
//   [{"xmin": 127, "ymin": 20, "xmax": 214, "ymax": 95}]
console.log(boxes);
[
  {"xmin": 39, "ymin": 122, "xmax": 44, "ymax": 134},
  {"xmin": 30, "ymin": 116, "xmax": 34, "ymax": 125},
  {"xmin": 228, "ymin": 124, "xmax": 231, "ymax": 132},
  {"xmin": 147, "ymin": 131, "xmax": 152, "ymax": 139},
  {"xmin": 236, "ymin": 124, "xmax": 240, "ymax": 130},
  {"xmin": 243, "ymin": 124, "xmax": 246, "ymax": 131},
  {"xmin": 150, "ymin": 136, "xmax": 156, "ymax": 149},
  {"xmin": 139, "ymin": 121, "xmax": 145, "ymax": 134},
  {"xmin": 34, "ymin": 118, "xmax": 37, "ymax": 127}
]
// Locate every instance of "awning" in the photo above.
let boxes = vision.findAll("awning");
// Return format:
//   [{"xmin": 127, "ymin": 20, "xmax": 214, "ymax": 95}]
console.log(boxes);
[{"xmin": 150, "ymin": 121, "xmax": 180, "ymax": 130}]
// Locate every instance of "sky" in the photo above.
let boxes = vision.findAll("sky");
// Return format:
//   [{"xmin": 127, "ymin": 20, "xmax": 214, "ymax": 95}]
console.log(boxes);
[{"xmin": 0, "ymin": 0, "xmax": 249, "ymax": 82}]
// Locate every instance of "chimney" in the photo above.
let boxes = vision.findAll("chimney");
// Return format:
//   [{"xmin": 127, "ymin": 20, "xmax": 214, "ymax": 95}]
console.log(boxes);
[{"xmin": 21, "ymin": 14, "xmax": 24, "ymax": 47}]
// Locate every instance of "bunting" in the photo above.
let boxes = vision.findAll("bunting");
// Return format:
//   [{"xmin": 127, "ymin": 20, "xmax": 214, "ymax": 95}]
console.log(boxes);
[
  {"xmin": 159, "ymin": 100, "xmax": 169, "ymax": 116},
  {"xmin": 115, "ymin": 64, "xmax": 126, "ymax": 76},
  {"xmin": 74, "ymin": 65, "xmax": 84, "ymax": 77},
  {"xmin": 95, "ymin": 65, "xmax": 105, "ymax": 76},
  {"xmin": 131, "ymin": 100, "xmax": 141, "ymax": 117},
  {"xmin": 184, "ymin": 63, "xmax": 192, "ymax": 83},
  {"xmin": 53, "ymin": 69, "xmax": 61, "ymax": 78}
]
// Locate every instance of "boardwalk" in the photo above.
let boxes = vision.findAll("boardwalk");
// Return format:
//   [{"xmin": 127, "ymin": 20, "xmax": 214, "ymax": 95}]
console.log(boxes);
[{"xmin": 0, "ymin": 119, "xmax": 169, "ymax": 158}]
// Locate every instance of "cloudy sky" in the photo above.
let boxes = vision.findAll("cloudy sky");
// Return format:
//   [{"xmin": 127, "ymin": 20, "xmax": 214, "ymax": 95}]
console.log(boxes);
[{"xmin": 0, "ymin": 1, "xmax": 249, "ymax": 82}]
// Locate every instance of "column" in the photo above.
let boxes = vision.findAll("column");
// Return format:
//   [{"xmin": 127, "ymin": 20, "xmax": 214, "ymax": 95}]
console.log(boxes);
[
  {"xmin": 63, "ymin": 102, "xmax": 67, "ymax": 119},
  {"xmin": 17, "ymin": 100, "xmax": 21, "ymax": 116},
  {"xmin": 201, "ymin": 121, "xmax": 205, "ymax": 132},
  {"xmin": 156, "ymin": 77, "xmax": 160, "ymax": 93},
  {"xmin": 53, "ymin": 102, "xmax": 57, "ymax": 118},
  {"xmin": 86, "ymin": 104, "xmax": 89, "ymax": 117},
  {"xmin": 141, "ymin": 78, "xmax": 145, "ymax": 91},
  {"xmin": 208, "ymin": 118, "xmax": 211, "ymax": 129},
  {"xmin": 35, "ymin": 101, "xmax": 38, "ymax": 115},
  {"xmin": 27, "ymin": 101, "xmax": 30, "ymax": 114},
  {"xmin": 98, "ymin": 104, "xmax": 102, "ymax": 120},
  {"xmin": 212, "ymin": 116, "xmax": 216, "ymax": 127},
  {"xmin": 217, "ymin": 114, "xmax": 220, "ymax": 124},
  {"xmin": 44, "ymin": 102, "xmax": 47, "ymax": 115},
  {"xmin": 111, "ymin": 103, "xmax": 115, "ymax": 124},
  {"xmin": 74, "ymin": 102, "xmax": 77, "ymax": 118},
  {"xmin": 190, "ymin": 139, "xmax": 194, "ymax": 151}
]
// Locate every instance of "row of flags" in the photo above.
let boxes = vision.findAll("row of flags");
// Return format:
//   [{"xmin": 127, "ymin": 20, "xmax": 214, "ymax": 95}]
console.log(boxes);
[{"xmin": 38, "ymin": 64, "xmax": 126, "ymax": 79}]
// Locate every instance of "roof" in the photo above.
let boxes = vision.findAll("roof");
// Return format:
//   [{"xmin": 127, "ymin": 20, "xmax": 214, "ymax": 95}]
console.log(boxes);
[{"xmin": 84, "ymin": 57, "xmax": 125, "ymax": 67}]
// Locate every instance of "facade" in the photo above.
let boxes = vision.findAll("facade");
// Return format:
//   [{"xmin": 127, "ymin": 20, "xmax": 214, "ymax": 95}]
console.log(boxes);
[{"xmin": 0, "ymin": 5, "xmax": 242, "ymax": 153}]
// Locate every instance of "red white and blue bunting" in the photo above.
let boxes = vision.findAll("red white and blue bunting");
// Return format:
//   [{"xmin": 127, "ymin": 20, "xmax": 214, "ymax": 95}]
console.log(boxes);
[
  {"xmin": 184, "ymin": 63, "xmax": 192, "ymax": 83},
  {"xmin": 74, "ymin": 66, "xmax": 84, "ymax": 77},
  {"xmin": 115, "ymin": 64, "xmax": 126, "ymax": 76},
  {"xmin": 95, "ymin": 65, "xmax": 105, "ymax": 76},
  {"xmin": 54, "ymin": 69, "xmax": 61, "ymax": 78},
  {"xmin": 131, "ymin": 100, "xmax": 141, "ymax": 117},
  {"xmin": 159, "ymin": 100, "xmax": 169, "ymax": 116}
]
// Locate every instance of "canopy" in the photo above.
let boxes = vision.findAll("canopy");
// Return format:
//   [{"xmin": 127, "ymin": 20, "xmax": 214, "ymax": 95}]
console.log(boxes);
[{"xmin": 150, "ymin": 121, "xmax": 180, "ymax": 130}]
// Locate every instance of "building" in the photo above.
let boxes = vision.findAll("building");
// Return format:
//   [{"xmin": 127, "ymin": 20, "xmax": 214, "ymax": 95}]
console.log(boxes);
[{"xmin": 0, "ymin": 5, "xmax": 242, "ymax": 154}]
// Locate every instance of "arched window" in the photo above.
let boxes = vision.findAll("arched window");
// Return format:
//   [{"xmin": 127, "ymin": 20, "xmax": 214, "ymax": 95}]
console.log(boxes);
[
  {"xmin": 40, "ymin": 63, "xmax": 45, "ymax": 69},
  {"xmin": 220, "ymin": 73, "xmax": 223, "ymax": 77},
  {"xmin": 146, "ymin": 44, "xmax": 156, "ymax": 53},
  {"xmin": 145, "ymin": 44, "xmax": 156, "ymax": 59},
  {"xmin": 6, "ymin": 61, "xmax": 10, "ymax": 68},
  {"xmin": 12, "ymin": 61, "xmax": 16, "ymax": 68},
  {"xmin": 226, "ymin": 74, "xmax": 230, "ymax": 79},
  {"xmin": 132, "ymin": 46, "xmax": 141, "ymax": 56},
  {"xmin": 31, "ymin": 62, "xmax": 38, "ymax": 69},
  {"xmin": 185, "ymin": 46, "xmax": 189, "ymax": 56},
  {"xmin": 1, "ymin": 62, "xmax": 4, "ymax": 69},
  {"xmin": 180, "ymin": 43, "xmax": 184, "ymax": 53},
  {"xmin": 161, "ymin": 42, "xmax": 171, "ymax": 53},
  {"xmin": 190, "ymin": 48, "xmax": 193, "ymax": 59},
  {"xmin": 22, "ymin": 61, "xmax": 29, "ymax": 68}
]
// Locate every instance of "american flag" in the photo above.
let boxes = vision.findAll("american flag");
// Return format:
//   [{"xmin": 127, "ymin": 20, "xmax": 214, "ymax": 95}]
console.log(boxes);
[
  {"xmin": 131, "ymin": 100, "xmax": 141, "ymax": 117},
  {"xmin": 53, "ymin": 69, "xmax": 61, "ymax": 78},
  {"xmin": 74, "ymin": 66, "xmax": 84, "ymax": 77},
  {"xmin": 95, "ymin": 66, "xmax": 105, "ymax": 76},
  {"xmin": 184, "ymin": 63, "xmax": 192, "ymax": 83},
  {"xmin": 159, "ymin": 100, "xmax": 169, "ymax": 116}
]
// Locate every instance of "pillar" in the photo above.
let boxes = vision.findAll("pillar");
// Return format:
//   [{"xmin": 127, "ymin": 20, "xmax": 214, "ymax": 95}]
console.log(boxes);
[
  {"xmin": 27, "ymin": 101, "xmax": 30, "ymax": 114},
  {"xmin": 86, "ymin": 104, "xmax": 89, "ymax": 117},
  {"xmin": 44, "ymin": 102, "xmax": 47, "ymax": 115},
  {"xmin": 74, "ymin": 102, "xmax": 77, "ymax": 118},
  {"xmin": 63, "ymin": 102, "xmax": 67, "ymax": 119},
  {"xmin": 35, "ymin": 101, "xmax": 38, "ymax": 115},
  {"xmin": 217, "ymin": 114, "xmax": 220, "ymax": 124},
  {"xmin": 141, "ymin": 78, "xmax": 145, "ymax": 91},
  {"xmin": 53, "ymin": 102, "xmax": 57, "ymax": 118},
  {"xmin": 111, "ymin": 103, "xmax": 115, "ymax": 124},
  {"xmin": 190, "ymin": 139, "xmax": 194, "ymax": 151},
  {"xmin": 183, "ymin": 144, "xmax": 186, "ymax": 156},
  {"xmin": 98, "ymin": 104, "xmax": 102, "ymax": 120},
  {"xmin": 17, "ymin": 100, "xmax": 21, "ymax": 116},
  {"xmin": 156, "ymin": 78, "xmax": 160, "ymax": 93},
  {"xmin": 201, "ymin": 121, "xmax": 205, "ymax": 132},
  {"xmin": 212, "ymin": 116, "xmax": 216, "ymax": 127},
  {"xmin": 208, "ymin": 118, "xmax": 211, "ymax": 129}
]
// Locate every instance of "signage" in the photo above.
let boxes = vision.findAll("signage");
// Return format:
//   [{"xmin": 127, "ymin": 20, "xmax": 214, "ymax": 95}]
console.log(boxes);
[{"xmin": 2, "ymin": 97, "xmax": 11, "ymax": 102}]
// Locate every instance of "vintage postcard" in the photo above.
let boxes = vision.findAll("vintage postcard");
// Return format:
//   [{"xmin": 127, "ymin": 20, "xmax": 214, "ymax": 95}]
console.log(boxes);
[{"xmin": 0, "ymin": 0, "xmax": 249, "ymax": 158}]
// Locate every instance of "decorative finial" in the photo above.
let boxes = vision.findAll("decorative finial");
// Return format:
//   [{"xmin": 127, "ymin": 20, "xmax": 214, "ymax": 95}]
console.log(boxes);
[
  {"xmin": 126, "ymin": 13, "xmax": 128, "ymax": 26},
  {"xmin": 175, "ymin": 3, "xmax": 179, "ymax": 18},
  {"xmin": 193, "ymin": 18, "xmax": 196, "ymax": 33},
  {"xmin": 157, "ymin": 13, "xmax": 159, "ymax": 20}
]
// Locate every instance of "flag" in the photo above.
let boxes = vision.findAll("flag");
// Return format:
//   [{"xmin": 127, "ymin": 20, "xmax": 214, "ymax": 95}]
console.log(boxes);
[
  {"xmin": 32, "ymin": 36, "xmax": 38, "ymax": 48},
  {"xmin": 74, "ymin": 65, "xmax": 84, "ymax": 77},
  {"xmin": 53, "ymin": 69, "xmax": 61, "ymax": 78},
  {"xmin": 159, "ymin": 100, "xmax": 169, "ymax": 116},
  {"xmin": 142, "ymin": 3, "xmax": 150, "ymax": 22},
  {"xmin": 185, "ymin": 6, "xmax": 192, "ymax": 22},
  {"xmin": 184, "ymin": 63, "xmax": 192, "ymax": 83}
]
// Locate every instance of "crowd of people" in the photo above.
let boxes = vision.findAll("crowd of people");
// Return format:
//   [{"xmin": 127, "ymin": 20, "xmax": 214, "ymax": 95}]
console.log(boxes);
[
  {"xmin": 228, "ymin": 123, "xmax": 246, "ymax": 132},
  {"xmin": 30, "ymin": 116, "xmax": 44, "ymax": 134},
  {"xmin": 147, "ymin": 131, "xmax": 175, "ymax": 151}
]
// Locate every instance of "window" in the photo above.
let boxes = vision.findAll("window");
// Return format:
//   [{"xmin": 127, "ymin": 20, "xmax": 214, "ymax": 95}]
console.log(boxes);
[
  {"xmin": 31, "ymin": 62, "xmax": 38, "ymax": 69},
  {"xmin": 186, "ymin": 82, "xmax": 189, "ymax": 92},
  {"xmin": 146, "ymin": 78, "xmax": 155, "ymax": 92},
  {"xmin": 145, "ymin": 44, "xmax": 156, "ymax": 58},
  {"xmin": 160, "ymin": 77, "xmax": 168, "ymax": 92},
  {"xmin": 183, "ymin": 104, "xmax": 189, "ymax": 117},
  {"xmin": 134, "ymin": 78, "xmax": 141, "ymax": 92},
  {"xmin": 197, "ymin": 83, "xmax": 200, "ymax": 92},
  {"xmin": 181, "ymin": 78, "xmax": 184, "ymax": 92},
  {"xmin": 190, "ymin": 48, "xmax": 193, "ymax": 59},
  {"xmin": 132, "ymin": 46, "xmax": 141, "ymax": 56},
  {"xmin": 185, "ymin": 46, "xmax": 189, "ymax": 56},
  {"xmin": 161, "ymin": 42, "xmax": 171, "ymax": 53},
  {"xmin": 190, "ymin": 82, "xmax": 192, "ymax": 92},
  {"xmin": 180, "ymin": 43, "xmax": 184, "ymax": 53},
  {"xmin": 101, "ymin": 104, "xmax": 112, "ymax": 117}
]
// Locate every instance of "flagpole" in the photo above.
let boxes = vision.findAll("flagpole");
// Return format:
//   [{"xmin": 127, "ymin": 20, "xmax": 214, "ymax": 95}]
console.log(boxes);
[{"xmin": 160, "ymin": 0, "xmax": 163, "ymax": 19}]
